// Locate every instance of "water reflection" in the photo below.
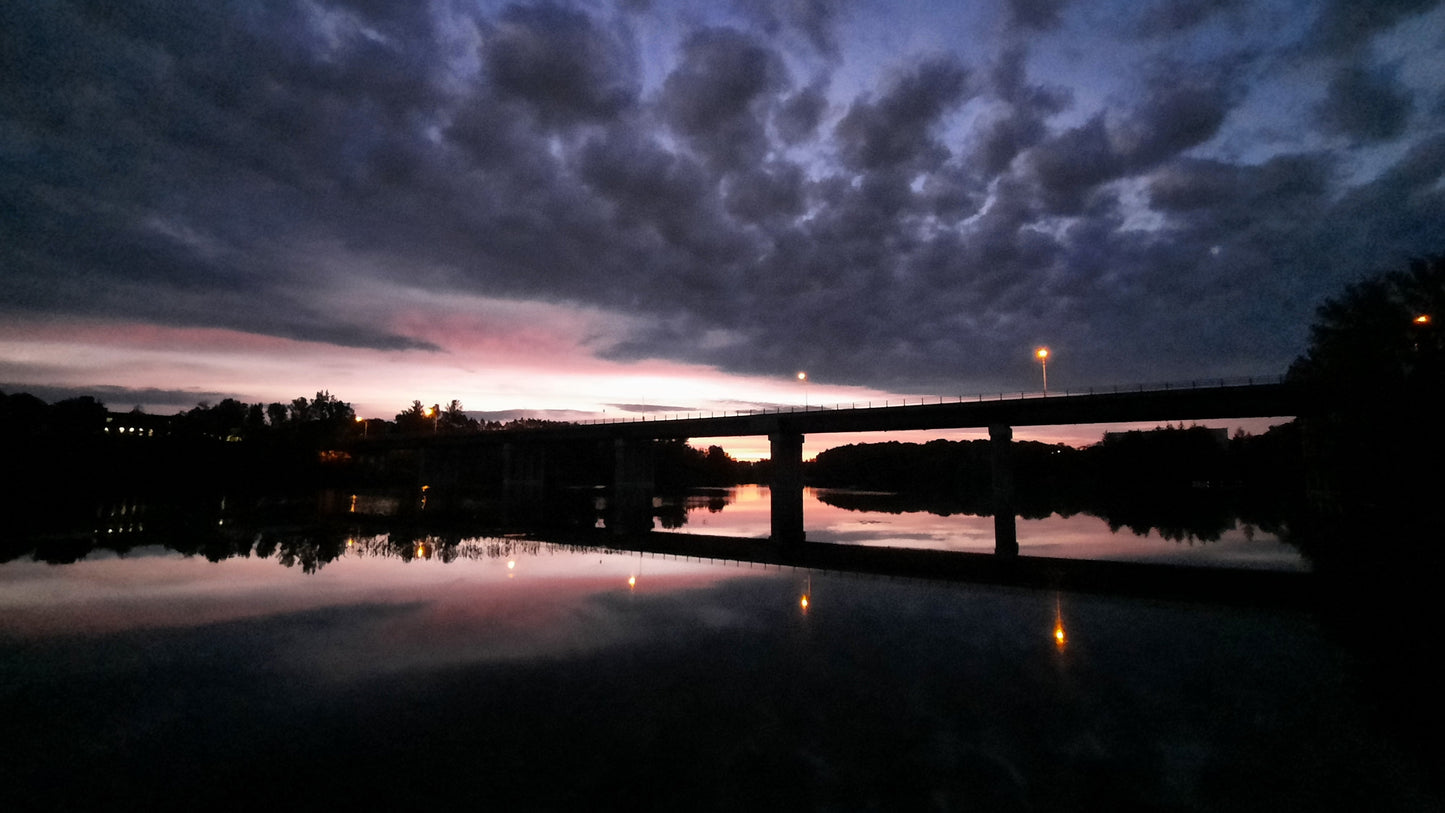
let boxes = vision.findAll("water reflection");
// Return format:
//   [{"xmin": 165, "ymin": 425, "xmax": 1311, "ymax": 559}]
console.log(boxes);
[
  {"xmin": 0, "ymin": 484, "xmax": 1308, "ymax": 584},
  {"xmin": 1053, "ymin": 593, "xmax": 1067, "ymax": 649},
  {"xmin": 664, "ymin": 486, "xmax": 1305, "ymax": 571},
  {"xmin": 0, "ymin": 495, "xmax": 1436, "ymax": 810}
]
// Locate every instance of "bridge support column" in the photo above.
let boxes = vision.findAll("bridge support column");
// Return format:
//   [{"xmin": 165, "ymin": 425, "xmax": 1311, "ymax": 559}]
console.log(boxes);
[
  {"xmin": 612, "ymin": 438, "xmax": 655, "ymax": 534},
  {"xmin": 417, "ymin": 446, "xmax": 461, "ymax": 490},
  {"xmin": 990, "ymin": 424, "xmax": 1019, "ymax": 557},
  {"xmin": 770, "ymin": 431, "xmax": 805, "ymax": 542},
  {"xmin": 502, "ymin": 442, "xmax": 547, "ymax": 520}
]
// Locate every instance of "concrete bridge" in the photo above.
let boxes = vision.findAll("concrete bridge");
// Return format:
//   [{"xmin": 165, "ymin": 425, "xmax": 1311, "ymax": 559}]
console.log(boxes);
[{"xmin": 372, "ymin": 379, "xmax": 1300, "ymax": 546}]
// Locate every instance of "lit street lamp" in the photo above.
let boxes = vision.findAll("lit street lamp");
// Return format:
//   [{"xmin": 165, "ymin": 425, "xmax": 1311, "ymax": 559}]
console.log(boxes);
[
  {"xmin": 1035, "ymin": 347, "xmax": 1050, "ymax": 395},
  {"xmin": 797, "ymin": 371, "xmax": 808, "ymax": 409}
]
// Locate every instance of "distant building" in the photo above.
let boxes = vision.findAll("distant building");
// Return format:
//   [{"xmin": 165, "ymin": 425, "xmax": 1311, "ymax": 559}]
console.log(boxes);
[
  {"xmin": 1102, "ymin": 426, "xmax": 1228, "ymax": 447},
  {"xmin": 105, "ymin": 412, "xmax": 173, "ymax": 438}
]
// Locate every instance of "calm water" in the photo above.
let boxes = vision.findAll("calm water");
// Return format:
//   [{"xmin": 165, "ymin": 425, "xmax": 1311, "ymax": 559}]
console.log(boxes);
[
  {"xmin": 1, "ymin": 489, "xmax": 1433, "ymax": 810},
  {"xmin": 670, "ymin": 486, "xmax": 1307, "ymax": 571}
]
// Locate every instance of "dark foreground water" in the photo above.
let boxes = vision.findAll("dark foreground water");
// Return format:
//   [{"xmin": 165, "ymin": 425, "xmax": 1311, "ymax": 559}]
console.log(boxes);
[{"xmin": 1, "ymin": 494, "xmax": 1437, "ymax": 810}]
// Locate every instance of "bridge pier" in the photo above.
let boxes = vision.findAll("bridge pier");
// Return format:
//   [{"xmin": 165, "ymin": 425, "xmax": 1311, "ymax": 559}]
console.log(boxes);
[
  {"xmin": 502, "ymin": 442, "xmax": 547, "ymax": 515},
  {"xmin": 416, "ymin": 446, "xmax": 465, "ymax": 497},
  {"xmin": 990, "ymin": 424, "xmax": 1019, "ymax": 557},
  {"xmin": 612, "ymin": 438, "xmax": 655, "ymax": 534},
  {"xmin": 770, "ymin": 431, "xmax": 805, "ymax": 542}
]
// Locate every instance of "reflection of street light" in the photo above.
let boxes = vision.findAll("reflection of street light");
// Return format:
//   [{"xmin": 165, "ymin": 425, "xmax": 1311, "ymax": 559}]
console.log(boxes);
[
  {"xmin": 1035, "ymin": 347, "xmax": 1050, "ymax": 395},
  {"xmin": 797, "ymin": 371, "xmax": 808, "ymax": 409},
  {"xmin": 1053, "ymin": 594, "xmax": 1066, "ymax": 648}
]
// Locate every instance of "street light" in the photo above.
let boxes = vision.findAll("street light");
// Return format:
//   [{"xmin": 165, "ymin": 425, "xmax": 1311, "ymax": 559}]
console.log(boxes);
[
  {"xmin": 1035, "ymin": 347, "xmax": 1050, "ymax": 395},
  {"xmin": 355, "ymin": 416, "xmax": 367, "ymax": 439},
  {"xmin": 797, "ymin": 371, "xmax": 808, "ymax": 409}
]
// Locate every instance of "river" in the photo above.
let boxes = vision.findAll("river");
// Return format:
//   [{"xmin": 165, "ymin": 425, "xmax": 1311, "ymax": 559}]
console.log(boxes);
[{"xmin": 1, "ymin": 486, "xmax": 1433, "ymax": 810}]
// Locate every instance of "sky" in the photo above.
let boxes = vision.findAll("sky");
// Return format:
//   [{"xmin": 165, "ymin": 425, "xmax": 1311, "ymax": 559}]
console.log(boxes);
[{"xmin": 4, "ymin": 0, "xmax": 1443, "ymax": 453}]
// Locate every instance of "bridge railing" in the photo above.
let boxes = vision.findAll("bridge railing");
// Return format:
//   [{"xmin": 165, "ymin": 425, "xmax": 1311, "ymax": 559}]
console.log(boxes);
[{"xmin": 576, "ymin": 375, "xmax": 1287, "ymax": 426}]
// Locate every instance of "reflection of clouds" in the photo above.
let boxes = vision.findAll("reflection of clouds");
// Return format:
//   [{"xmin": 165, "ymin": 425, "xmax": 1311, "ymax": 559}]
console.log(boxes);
[
  {"xmin": 285, "ymin": 569, "xmax": 790, "ymax": 682},
  {"xmin": 4, "ymin": 547, "xmax": 1400, "ymax": 808},
  {"xmin": 12, "ymin": 547, "xmax": 803, "ymax": 684},
  {"xmin": 0, "ymin": 547, "xmax": 753, "ymax": 644}
]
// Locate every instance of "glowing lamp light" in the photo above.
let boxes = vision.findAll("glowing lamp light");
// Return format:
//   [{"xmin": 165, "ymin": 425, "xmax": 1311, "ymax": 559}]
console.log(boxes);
[
  {"xmin": 1054, "ymin": 623, "xmax": 1066, "ymax": 647},
  {"xmin": 628, "ymin": 575, "xmax": 636, "ymax": 589},
  {"xmin": 1415, "ymin": 314, "xmax": 1432, "ymax": 325},
  {"xmin": 800, "ymin": 595, "xmax": 809, "ymax": 610}
]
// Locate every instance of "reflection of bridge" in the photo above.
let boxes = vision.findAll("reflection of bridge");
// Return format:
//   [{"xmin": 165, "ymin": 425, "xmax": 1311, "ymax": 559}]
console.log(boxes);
[
  {"xmin": 375, "ymin": 381, "xmax": 1300, "ymax": 545},
  {"xmin": 564, "ymin": 530, "xmax": 1313, "ymax": 609}
]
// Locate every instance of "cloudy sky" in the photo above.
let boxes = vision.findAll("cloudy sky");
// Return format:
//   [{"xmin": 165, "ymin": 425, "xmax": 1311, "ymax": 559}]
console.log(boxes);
[{"xmin": 4, "ymin": 0, "xmax": 1443, "ymax": 430}]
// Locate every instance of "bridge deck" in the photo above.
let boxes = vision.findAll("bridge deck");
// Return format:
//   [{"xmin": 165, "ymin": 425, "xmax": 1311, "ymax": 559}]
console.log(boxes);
[{"xmin": 376, "ymin": 381, "xmax": 1300, "ymax": 448}]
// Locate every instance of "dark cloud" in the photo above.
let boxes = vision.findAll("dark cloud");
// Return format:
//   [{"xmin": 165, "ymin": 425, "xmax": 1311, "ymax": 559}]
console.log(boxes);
[
  {"xmin": 1131, "ymin": 0, "xmax": 1245, "ymax": 36},
  {"xmin": 834, "ymin": 56, "xmax": 971, "ymax": 171},
  {"xmin": 1007, "ymin": 0, "xmax": 1071, "ymax": 31},
  {"xmin": 483, "ymin": 3, "xmax": 638, "ymax": 127},
  {"xmin": 658, "ymin": 27, "xmax": 788, "ymax": 172},
  {"xmin": 1308, "ymin": 0, "xmax": 1443, "ymax": 53},
  {"xmin": 774, "ymin": 78, "xmax": 830, "ymax": 144},
  {"xmin": 1323, "ymin": 133, "xmax": 1445, "ymax": 260},
  {"xmin": 972, "ymin": 48, "xmax": 1071, "ymax": 176},
  {"xmin": 1115, "ymin": 80, "xmax": 1233, "ymax": 164},
  {"xmin": 1315, "ymin": 64, "xmax": 1414, "ymax": 142},
  {"xmin": 0, "ymin": 383, "xmax": 237, "ymax": 411},
  {"xmin": 723, "ymin": 162, "xmax": 807, "ymax": 224},
  {"xmin": 1024, "ymin": 76, "xmax": 1231, "ymax": 213}
]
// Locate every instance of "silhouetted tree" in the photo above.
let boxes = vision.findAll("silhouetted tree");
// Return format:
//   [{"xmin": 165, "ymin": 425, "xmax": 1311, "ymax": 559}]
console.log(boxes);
[
  {"xmin": 1287, "ymin": 254, "xmax": 1443, "ymax": 520},
  {"xmin": 1, "ymin": 391, "xmax": 50, "ymax": 432},
  {"xmin": 1289, "ymin": 255, "xmax": 1443, "ymax": 393},
  {"xmin": 395, "ymin": 400, "xmax": 431, "ymax": 434},
  {"xmin": 289, "ymin": 395, "xmax": 313, "ymax": 423},
  {"xmin": 1284, "ymin": 255, "xmax": 1444, "ymax": 764},
  {"xmin": 440, "ymin": 399, "xmax": 477, "ymax": 433},
  {"xmin": 308, "ymin": 390, "xmax": 354, "ymax": 425},
  {"xmin": 51, "ymin": 396, "xmax": 108, "ymax": 436}
]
